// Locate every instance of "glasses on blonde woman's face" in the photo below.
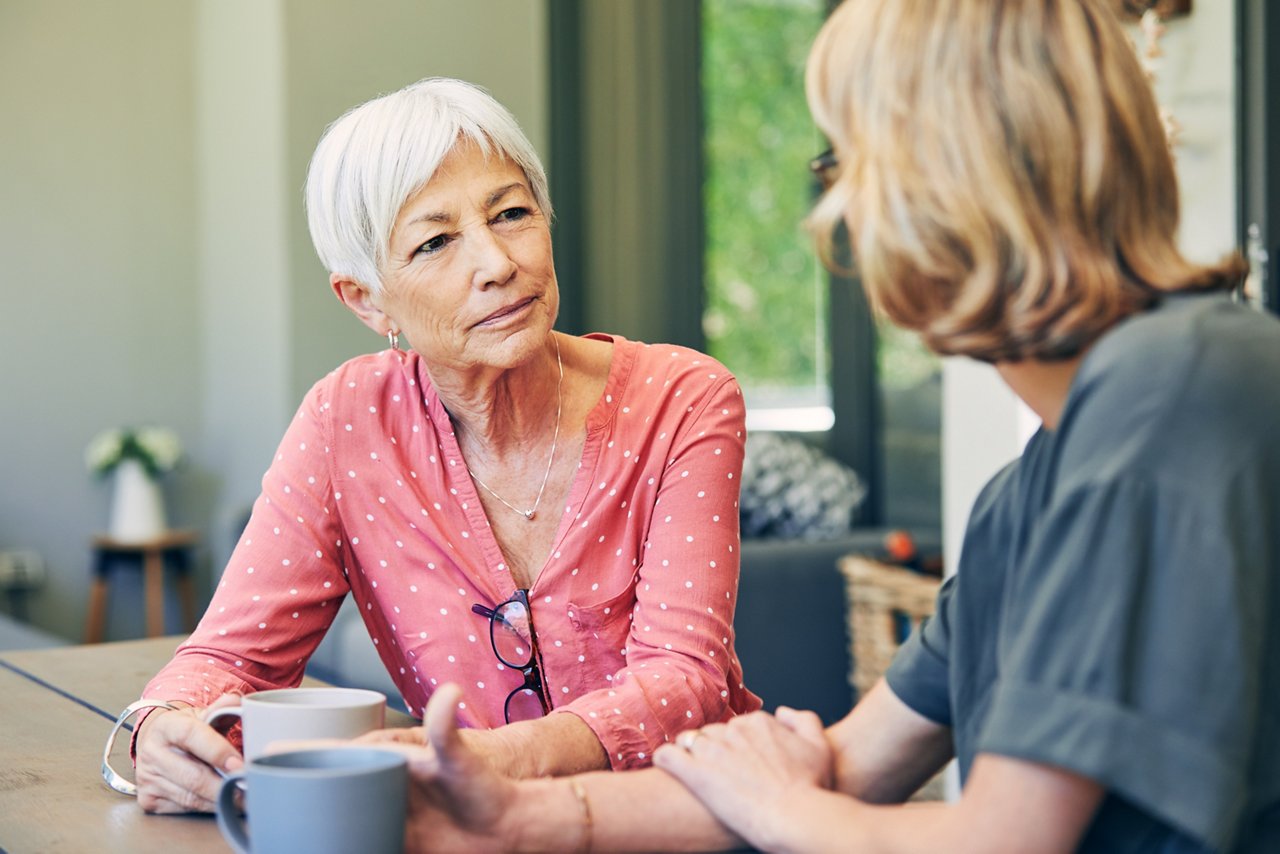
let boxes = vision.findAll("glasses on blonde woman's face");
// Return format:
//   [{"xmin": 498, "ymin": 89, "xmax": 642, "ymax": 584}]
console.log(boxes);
[
  {"xmin": 471, "ymin": 589, "xmax": 552, "ymax": 723},
  {"xmin": 809, "ymin": 148, "xmax": 840, "ymax": 191}
]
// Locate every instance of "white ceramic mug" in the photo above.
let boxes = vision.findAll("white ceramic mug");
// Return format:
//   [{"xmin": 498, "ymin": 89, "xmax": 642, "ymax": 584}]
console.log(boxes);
[
  {"xmin": 205, "ymin": 687, "xmax": 386, "ymax": 759},
  {"xmin": 216, "ymin": 747, "xmax": 407, "ymax": 854}
]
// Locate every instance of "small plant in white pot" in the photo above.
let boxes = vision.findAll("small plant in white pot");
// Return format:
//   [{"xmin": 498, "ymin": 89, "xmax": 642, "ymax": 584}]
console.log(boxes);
[{"xmin": 85, "ymin": 427, "xmax": 183, "ymax": 542}]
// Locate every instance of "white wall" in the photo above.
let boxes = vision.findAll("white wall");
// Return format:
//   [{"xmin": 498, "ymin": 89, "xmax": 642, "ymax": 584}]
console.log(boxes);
[
  {"xmin": 1, "ymin": 0, "xmax": 204, "ymax": 640},
  {"xmin": 196, "ymin": 0, "xmax": 293, "ymax": 566},
  {"xmin": 1152, "ymin": 2, "xmax": 1239, "ymax": 264},
  {"xmin": 0, "ymin": 0, "xmax": 548, "ymax": 641}
]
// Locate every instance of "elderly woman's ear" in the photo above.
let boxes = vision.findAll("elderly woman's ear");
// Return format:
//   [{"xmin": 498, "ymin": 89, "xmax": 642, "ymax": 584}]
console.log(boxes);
[{"xmin": 331, "ymin": 274, "xmax": 395, "ymax": 337}]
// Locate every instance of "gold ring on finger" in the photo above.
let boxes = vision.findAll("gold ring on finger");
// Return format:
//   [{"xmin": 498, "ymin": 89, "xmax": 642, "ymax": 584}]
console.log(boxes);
[{"xmin": 678, "ymin": 730, "xmax": 705, "ymax": 752}]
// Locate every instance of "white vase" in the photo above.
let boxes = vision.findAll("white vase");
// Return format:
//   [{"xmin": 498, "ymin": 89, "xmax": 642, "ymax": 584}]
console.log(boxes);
[{"xmin": 108, "ymin": 458, "xmax": 167, "ymax": 542}]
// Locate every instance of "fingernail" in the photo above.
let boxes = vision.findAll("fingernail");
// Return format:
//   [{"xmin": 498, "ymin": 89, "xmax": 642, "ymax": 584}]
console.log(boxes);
[{"xmin": 225, "ymin": 755, "xmax": 244, "ymax": 772}]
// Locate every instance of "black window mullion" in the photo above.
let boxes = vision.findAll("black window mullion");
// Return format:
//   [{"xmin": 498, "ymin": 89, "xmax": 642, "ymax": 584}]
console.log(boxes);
[
  {"xmin": 1238, "ymin": 0, "xmax": 1280, "ymax": 314},
  {"xmin": 548, "ymin": 0, "xmax": 586, "ymax": 336},
  {"xmin": 826, "ymin": 246, "xmax": 882, "ymax": 526}
]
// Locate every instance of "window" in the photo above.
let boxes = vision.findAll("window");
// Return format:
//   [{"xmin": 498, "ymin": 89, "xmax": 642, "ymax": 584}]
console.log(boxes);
[
  {"xmin": 700, "ymin": 0, "xmax": 941, "ymax": 527},
  {"xmin": 702, "ymin": 0, "xmax": 830, "ymax": 433}
]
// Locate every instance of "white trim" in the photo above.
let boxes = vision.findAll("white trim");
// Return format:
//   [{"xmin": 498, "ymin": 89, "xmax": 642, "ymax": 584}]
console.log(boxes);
[{"xmin": 745, "ymin": 406, "xmax": 836, "ymax": 433}]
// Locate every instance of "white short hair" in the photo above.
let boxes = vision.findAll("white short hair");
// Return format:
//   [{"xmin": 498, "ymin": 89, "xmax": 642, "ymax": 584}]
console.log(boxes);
[{"xmin": 305, "ymin": 77, "xmax": 552, "ymax": 294}]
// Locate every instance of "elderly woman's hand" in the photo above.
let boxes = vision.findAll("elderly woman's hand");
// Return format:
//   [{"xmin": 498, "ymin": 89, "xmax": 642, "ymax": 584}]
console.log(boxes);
[
  {"xmin": 653, "ymin": 707, "xmax": 835, "ymax": 850},
  {"xmin": 358, "ymin": 700, "xmax": 606, "ymax": 781},
  {"xmin": 386, "ymin": 683, "xmax": 525, "ymax": 853},
  {"xmin": 133, "ymin": 693, "xmax": 245, "ymax": 814},
  {"xmin": 360, "ymin": 724, "xmax": 520, "ymax": 775}
]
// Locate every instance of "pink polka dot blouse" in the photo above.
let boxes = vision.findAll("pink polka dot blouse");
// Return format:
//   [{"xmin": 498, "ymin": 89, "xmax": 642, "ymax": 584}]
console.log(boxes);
[{"xmin": 143, "ymin": 334, "xmax": 762, "ymax": 768}]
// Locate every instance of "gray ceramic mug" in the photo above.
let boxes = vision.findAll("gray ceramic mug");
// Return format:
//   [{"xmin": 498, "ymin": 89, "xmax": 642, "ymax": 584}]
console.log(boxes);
[
  {"xmin": 204, "ymin": 687, "xmax": 386, "ymax": 759},
  {"xmin": 216, "ymin": 747, "xmax": 407, "ymax": 854}
]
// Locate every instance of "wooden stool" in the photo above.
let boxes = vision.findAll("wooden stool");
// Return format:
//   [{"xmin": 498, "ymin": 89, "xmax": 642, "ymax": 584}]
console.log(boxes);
[{"xmin": 84, "ymin": 529, "xmax": 199, "ymax": 643}]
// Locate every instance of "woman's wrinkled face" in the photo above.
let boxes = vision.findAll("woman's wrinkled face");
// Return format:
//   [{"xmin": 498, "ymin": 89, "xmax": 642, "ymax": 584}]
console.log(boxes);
[{"xmin": 376, "ymin": 143, "xmax": 558, "ymax": 373}]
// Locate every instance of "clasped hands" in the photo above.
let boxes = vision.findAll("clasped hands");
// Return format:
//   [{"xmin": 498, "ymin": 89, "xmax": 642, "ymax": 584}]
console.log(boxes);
[
  {"xmin": 136, "ymin": 684, "xmax": 836, "ymax": 853},
  {"xmin": 653, "ymin": 702, "xmax": 837, "ymax": 850},
  {"xmin": 395, "ymin": 685, "xmax": 837, "ymax": 852}
]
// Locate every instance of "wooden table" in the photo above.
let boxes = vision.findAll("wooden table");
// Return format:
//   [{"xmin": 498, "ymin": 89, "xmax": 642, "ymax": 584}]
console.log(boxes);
[{"xmin": 0, "ymin": 637, "xmax": 415, "ymax": 852}]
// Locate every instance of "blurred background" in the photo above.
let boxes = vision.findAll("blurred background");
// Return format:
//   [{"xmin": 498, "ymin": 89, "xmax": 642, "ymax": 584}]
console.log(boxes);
[{"xmin": 0, "ymin": 0, "xmax": 1269, "ymax": 644}]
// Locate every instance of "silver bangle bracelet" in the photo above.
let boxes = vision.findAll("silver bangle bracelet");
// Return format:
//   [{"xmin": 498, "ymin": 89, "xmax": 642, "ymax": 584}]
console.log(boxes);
[{"xmin": 101, "ymin": 699, "xmax": 180, "ymax": 796}]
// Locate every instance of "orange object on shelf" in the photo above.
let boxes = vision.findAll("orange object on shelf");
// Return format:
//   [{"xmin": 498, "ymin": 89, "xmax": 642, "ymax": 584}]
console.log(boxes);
[{"xmin": 884, "ymin": 529, "xmax": 917, "ymax": 564}]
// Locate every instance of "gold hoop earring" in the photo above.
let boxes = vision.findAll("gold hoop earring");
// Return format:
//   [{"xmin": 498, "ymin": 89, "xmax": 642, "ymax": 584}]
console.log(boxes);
[{"xmin": 387, "ymin": 329, "xmax": 401, "ymax": 351}]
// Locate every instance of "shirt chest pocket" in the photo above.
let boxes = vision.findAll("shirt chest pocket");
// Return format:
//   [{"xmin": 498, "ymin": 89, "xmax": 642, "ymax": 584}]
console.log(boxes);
[
  {"xmin": 561, "ymin": 579, "xmax": 638, "ymax": 692},
  {"xmin": 566, "ymin": 577, "xmax": 637, "ymax": 633}
]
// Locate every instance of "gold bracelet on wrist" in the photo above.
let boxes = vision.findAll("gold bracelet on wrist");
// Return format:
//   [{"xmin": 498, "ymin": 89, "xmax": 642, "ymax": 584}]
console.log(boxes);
[{"xmin": 569, "ymin": 778, "xmax": 593, "ymax": 854}]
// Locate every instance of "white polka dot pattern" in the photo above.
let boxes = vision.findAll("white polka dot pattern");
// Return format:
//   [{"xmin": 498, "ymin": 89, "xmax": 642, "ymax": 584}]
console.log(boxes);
[{"xmin": 140, "ymin": 335, "xmax": 761, "ymax": 769}]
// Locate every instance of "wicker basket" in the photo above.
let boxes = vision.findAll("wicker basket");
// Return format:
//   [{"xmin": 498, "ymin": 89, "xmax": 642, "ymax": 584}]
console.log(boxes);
[{"xmin": 839, "ymin": 554, "xmax": 947, "ymax": 801}]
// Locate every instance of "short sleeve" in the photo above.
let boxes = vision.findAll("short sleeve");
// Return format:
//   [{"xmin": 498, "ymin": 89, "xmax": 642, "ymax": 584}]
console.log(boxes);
[
  {"xmin": 977, "ymin": 477, "xmax": 1263, "ymax": 850},
  {"xmin": 884, "ymin": 574, "xmax": 957, "ymax": 727}
]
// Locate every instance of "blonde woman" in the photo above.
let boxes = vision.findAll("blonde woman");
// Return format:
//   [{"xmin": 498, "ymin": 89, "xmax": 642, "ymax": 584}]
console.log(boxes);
[{"xmin": 388, "ymin": 1, "xmax": 1280, "ymax": 851}]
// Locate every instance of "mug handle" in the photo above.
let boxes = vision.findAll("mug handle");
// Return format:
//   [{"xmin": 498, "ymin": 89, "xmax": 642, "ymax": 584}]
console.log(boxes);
[
  {"xmin": 216, "ymin": 770, "xmax": 250, "ymax": 854},
  {"xmin": 204, "ymin": 705, "xmax": 243, "ymax": 733}
]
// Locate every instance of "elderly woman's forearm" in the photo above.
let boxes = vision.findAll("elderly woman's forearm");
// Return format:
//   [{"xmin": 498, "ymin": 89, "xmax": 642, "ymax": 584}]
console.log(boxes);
[
  {"xmin": 503, "ymin": 770, "xmax": 744, "ymax": 853},
  {"xmin": 460, "ymin": 710, "xmax": 609, "ymax": 778}
]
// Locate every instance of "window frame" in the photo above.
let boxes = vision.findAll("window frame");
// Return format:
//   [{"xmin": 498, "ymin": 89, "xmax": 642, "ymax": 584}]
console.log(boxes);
[{"xmin": 1237, "ymin": 0, "xmax": 1280, "ymax": 314}]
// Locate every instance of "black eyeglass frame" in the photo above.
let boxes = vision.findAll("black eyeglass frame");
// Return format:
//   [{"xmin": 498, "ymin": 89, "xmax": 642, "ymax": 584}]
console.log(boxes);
[
  {"xmin": 809, "ymin": 147, "xmax": 839, "ymax": 190},
  {"xmin": 471, "ymin": 588, "xmax": 553, "ymax": 724}
]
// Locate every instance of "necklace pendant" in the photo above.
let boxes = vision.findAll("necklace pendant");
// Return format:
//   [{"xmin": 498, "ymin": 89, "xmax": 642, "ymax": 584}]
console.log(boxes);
[{"xmin": 462, "ymin": 335, "xmax": 562, "ymax": 526}]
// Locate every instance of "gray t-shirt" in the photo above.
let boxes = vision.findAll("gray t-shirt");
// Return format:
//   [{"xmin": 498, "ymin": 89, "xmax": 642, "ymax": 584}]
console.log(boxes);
[{"xmin": 887, "ymin": 293, "xmax": 1280, "ymax": 852}]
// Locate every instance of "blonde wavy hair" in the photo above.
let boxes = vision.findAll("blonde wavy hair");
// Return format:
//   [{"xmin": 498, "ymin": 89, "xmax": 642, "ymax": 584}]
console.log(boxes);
[{"xmin": 805, "ymin": 0, "xmax": 1245, "ymax": 362}]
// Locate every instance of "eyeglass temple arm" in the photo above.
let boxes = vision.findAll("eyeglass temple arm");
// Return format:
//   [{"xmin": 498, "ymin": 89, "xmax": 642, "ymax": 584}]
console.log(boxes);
[{"xmin": 472, "ymin": 602, "xmax": 519, "ymax": 631}]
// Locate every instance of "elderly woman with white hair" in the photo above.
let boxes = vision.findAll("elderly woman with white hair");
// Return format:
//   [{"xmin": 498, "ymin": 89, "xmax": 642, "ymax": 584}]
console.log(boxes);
[{"xmin": 127, "ymin": 77, "xmax": 760, "ymax": 814}]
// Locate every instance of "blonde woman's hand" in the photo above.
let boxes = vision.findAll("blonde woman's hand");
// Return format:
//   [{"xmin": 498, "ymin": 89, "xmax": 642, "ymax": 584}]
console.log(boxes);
[{"xmin": 653, "ymin": 707, "xmax": 835, "ymax": 850}]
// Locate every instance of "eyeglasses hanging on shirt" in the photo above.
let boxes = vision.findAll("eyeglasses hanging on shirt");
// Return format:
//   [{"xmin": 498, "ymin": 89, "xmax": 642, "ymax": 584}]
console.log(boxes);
[{"xmin": 471, "ymin": 589, "xmax": 552, "ymax": 724}]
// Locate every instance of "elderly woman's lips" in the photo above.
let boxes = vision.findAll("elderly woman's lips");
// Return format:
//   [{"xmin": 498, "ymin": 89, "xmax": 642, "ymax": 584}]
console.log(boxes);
[{"xmin": 474, "ymin": 296, "xmax": 536, "ymax": 327}]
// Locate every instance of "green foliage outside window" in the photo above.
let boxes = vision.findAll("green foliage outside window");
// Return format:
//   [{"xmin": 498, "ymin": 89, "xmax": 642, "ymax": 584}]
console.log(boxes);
[
  {"xmin": 703, "ymin": 0, "xmax": 941, "ymax": 408},
  {"xmin": 703, "ymin": 0, "xmax": 941, "ymax": 525},
  {"xmin": 702, "ymin": 0, "xmax": 826, "ymax": 399}
]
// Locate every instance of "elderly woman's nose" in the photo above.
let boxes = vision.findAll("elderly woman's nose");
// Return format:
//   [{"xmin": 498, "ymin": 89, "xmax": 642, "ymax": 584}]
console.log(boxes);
[{"xmin": 467, "ymin": 227, "xmax": 519, "ymax": 288}]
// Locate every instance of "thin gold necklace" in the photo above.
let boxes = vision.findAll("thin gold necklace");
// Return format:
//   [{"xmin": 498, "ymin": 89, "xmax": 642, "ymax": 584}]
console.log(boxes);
[{"xmin": 464, "ymin": 335, "xmax": 563, "ymax": 521}]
